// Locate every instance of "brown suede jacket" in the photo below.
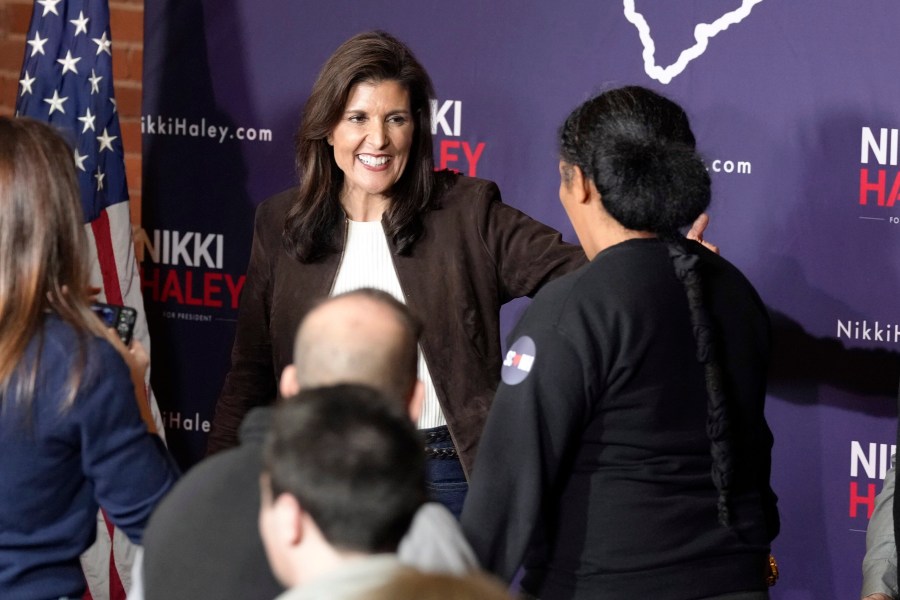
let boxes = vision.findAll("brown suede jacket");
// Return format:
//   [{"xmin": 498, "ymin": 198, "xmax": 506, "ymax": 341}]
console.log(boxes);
[{"xmin": 207, "ymin": 173, "xmax": 586, "ymax": 474}]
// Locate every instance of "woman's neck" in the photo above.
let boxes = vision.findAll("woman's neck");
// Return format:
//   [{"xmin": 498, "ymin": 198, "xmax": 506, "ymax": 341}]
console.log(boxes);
[
  {"xmin": 340, "ymin": 192, "xmax": 390, "ymax": 222},
  {"xmin": 582, "ymin": 209, "xmax": 655, "ymax": 260}
]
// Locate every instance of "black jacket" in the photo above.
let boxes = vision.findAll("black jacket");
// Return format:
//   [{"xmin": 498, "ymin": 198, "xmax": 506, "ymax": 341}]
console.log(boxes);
[
  {"xmin": 462, "ymin": 238, "xmax": 779, "ymax": 599},
  {"xmin": 144, "ymin": 408, "xmax": 280, "ymax": 600}
]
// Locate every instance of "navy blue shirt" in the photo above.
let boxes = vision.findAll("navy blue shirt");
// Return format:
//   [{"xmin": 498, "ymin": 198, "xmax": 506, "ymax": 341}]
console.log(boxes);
[{"xmin": 0, "ymin": 315, "xmax": 179, "ymax": 600}]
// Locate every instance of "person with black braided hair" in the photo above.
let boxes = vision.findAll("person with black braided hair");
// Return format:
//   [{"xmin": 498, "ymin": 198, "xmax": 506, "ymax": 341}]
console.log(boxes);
[{"xmin": 460, "ymin": 86, "xmax": 779, "ymax": 600}]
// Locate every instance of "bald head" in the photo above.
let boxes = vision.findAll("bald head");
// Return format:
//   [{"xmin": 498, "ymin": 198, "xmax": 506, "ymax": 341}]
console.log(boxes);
[{"xmin": 281, "ymin": 289, "xmax": 421, "ymax": 411}]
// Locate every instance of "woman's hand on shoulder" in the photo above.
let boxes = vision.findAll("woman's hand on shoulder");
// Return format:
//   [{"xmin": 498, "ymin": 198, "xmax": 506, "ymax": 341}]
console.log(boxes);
[
  {"xmin": 686, "ymin": 213, "xmax": 719, "ymax": 254},
  {"xmin": 863, "ymin": 594, "xmax": 894, "ymax": 600}
]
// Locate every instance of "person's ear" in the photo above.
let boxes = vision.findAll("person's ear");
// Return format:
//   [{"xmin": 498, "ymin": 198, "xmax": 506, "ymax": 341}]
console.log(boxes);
[
  {"xmin": 274, "ymin": 492, "xmax": 305, "ymax": 546},
  {"xmin": 279, "ymin": 365, "xmax": 300, "ymax": 399},
  {"xmin": 407, "ymin": 379, "xmax": 424, "ymax": 423},
  {"xmin": 259, "ymin": 474, "xmax": 304, "ymax": 549},
  {"xmin": 570, "ymin": 164, "xmax": 593, "ymax": 205}
]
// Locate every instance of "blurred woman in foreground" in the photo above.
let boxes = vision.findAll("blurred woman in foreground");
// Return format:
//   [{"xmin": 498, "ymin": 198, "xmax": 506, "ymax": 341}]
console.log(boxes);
[{"xmin": 0, "ymin": 117, "xmax": 179, "ymax": 599}]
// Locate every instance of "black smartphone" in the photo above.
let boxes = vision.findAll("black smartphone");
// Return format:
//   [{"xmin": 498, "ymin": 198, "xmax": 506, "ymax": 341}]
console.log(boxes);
[{"xmin": 91, "ymin": 303, "xmax": 138, "ymax": 346}]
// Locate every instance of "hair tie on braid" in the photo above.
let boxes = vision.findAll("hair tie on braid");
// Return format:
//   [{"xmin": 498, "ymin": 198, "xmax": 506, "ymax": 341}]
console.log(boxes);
[{"xmin": 666, "ymin": 238, "xmax": 733, "ymax": 527}]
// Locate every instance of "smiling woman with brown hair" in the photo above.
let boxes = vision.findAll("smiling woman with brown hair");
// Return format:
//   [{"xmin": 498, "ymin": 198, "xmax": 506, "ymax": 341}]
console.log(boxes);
[{"xmin": 206, "ymin": 30, "xmax": 588, "ymax": 516}]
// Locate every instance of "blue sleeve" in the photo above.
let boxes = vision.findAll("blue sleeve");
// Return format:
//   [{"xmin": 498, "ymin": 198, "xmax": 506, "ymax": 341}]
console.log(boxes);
[
  {"xmin": 75, "ymin": 339, "xmax": 180, "ymax": 543},
  {"xmin": 461, "ymin": 317, "xmax": 591, "ymax": 580}
]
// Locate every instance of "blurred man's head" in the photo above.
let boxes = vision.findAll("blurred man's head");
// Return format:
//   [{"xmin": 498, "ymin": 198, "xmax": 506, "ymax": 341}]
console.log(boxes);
[
  {"xmin": 258, "ymin": 384, "xmax": 425, "ymax": 587},
  {"xmin": 279, "ymin": 288, "xmax": 423, "ymax": 420}
]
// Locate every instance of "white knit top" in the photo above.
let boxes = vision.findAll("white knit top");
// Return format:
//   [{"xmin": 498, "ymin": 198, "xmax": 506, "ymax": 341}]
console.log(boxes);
[{"xmin": 330, "ymin": 219, "xmax": 446, "ymax": 429}]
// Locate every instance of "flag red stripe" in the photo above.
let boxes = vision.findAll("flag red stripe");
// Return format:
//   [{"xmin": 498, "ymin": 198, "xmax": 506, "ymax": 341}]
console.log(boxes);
[
  {"xmin": 90, "ymin": 212, "xmax": 128, "ymax": 600},
  {"xmin": 101, "ymin": 509, "xmax": 127, "ymax": 600},
  {"xmin": 91, "ymin": 210, "xmax": 124, "ymax": 305}
]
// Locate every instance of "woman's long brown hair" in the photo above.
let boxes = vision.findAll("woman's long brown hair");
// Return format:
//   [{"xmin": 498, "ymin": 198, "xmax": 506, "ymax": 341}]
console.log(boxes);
[
  {"xmin": 283, "ymin": 30, "xmax": 439, "ymax": 262},
  {"xmin": 0, "ymin": 117, "xmax": 108, "ymax": 413}
]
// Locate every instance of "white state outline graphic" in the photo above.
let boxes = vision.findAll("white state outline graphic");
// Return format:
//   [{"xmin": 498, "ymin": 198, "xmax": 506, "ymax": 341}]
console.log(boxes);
[{"xmin": 623, "ymin": 0, "xmax": 765, "ymax": 84}]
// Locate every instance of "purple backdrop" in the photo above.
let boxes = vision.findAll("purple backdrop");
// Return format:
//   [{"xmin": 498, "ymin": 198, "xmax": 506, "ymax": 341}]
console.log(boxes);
[{"xmin": 141, "ymin": 1, "xmax": 900, "ymax": 597}]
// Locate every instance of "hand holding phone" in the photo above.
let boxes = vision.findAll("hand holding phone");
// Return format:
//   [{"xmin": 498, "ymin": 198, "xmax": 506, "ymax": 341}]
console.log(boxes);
[
  {"xmin": 92, "ymin": 304, "xmax": 156, "ymax": 433},
  {"xmin": 91, "ymin": 303, "xmax": 138, "ymax": 346}
]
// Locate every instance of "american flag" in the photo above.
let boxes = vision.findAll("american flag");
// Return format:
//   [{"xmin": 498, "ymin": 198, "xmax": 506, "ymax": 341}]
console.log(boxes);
[
  {"xmin": 16, "ymin": 0, "xmax": 127, "ymax": 226},
  {"xmin": 15, "ymin": 1, "xmax": 160, "ymax": 598}
]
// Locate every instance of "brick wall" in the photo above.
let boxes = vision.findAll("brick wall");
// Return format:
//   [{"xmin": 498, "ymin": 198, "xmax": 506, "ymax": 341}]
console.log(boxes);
[{"xmin": 0, "ymin": 0, "xmax": 145, "ymax": 222}]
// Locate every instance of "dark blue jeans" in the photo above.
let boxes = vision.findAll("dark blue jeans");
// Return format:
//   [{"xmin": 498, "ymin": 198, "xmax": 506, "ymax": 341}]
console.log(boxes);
[{"xmin": 422, "ymin": 425, "xmax": 468, "ymax": 519}]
